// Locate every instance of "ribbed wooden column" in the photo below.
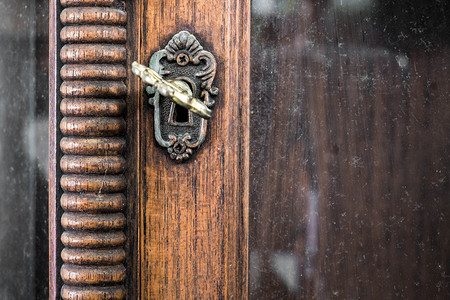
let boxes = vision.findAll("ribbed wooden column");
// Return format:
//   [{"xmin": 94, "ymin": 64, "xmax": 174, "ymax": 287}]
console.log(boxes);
[{"xmin": 58, "ymin": 0, "xmax": 127, "ymax": 299}]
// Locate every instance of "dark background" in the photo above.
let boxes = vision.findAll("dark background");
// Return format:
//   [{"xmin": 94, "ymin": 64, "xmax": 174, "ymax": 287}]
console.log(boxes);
[
  {"xmin": 0, "ymin": 1, "xmax": 48, "ymax": 299},
  {"xmin": 250, "ymin": 0, "xmax": 450, "ymax": 298}
]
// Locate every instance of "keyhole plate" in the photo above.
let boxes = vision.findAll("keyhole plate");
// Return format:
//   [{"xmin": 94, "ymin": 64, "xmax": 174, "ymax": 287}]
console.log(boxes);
[{"xmin": 147, "ymin": 31, "xmax": 218, "ymax": 162}]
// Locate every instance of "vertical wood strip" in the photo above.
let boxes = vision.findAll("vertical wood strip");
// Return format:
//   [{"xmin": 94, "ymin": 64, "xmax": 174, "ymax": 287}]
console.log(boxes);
[
  {"xmin": 51, "ymin": 1, "xmax": 128, "ymax": 299},
  {"xmin": 137, "ymin": 0, "xmax": 250, "ymax": 298},
  {"xmin": 49, "ymin": 0, "xmax": 63, "ymax": 298}
]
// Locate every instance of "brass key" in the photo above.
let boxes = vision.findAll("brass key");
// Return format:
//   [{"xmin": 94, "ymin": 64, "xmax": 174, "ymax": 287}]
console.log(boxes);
[{"xmin": 132, "ymin": 61, "xmax": 212, "ymax": 119}]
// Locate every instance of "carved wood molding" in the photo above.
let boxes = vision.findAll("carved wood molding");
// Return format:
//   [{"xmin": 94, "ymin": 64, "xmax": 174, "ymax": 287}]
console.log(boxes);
[{"xmin": 54, "ymin": 0, "xmax": 128, "ymax": 299}]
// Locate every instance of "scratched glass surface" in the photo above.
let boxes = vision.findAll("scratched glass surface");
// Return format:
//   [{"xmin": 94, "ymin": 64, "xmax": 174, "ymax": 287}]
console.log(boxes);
[
  {"xmin": 0, "ymin": 1, "xmax": 48, "ymax": 299},
  {"xmin": 250, "ymin": 0, "xmax": 449, "ymax": 299}
]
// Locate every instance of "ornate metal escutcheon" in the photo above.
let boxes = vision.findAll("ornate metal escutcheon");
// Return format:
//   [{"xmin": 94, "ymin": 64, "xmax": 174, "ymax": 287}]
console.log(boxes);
[{"xmin": 132, "ymin": 31, "xmax": 218, "ymax": 162}]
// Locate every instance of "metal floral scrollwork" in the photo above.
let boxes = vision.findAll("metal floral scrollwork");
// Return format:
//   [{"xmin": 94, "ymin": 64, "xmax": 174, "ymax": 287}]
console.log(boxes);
[{"xmin": 147, "ymin": 31, "xmax": 218, "ymax": 162}]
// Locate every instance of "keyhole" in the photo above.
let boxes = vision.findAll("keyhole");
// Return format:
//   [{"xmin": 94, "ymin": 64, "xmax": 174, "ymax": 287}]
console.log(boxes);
[
  {"xmin": 173, "ymin": 104, "xmax": 189, "ymax": 123},
  {"xmin": 167, "ymin": 79, "xmax": 194, "ymax": 126}
]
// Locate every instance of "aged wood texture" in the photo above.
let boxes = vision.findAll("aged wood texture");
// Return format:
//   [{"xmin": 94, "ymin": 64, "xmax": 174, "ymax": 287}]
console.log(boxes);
[
  {"xmin": 124, "ymin": 1, "xmax": 141, "ymax": 298},
  {"xmin": 128, "ymin": 0, "xmax": 250, "ymax": 298},
  {"xmin": 49, "ymin": 0, "xmax": 63, "ymax": 298},
  {"xmin": 53, "ymin": 0, "xmax": 128, "ymax": 299}
]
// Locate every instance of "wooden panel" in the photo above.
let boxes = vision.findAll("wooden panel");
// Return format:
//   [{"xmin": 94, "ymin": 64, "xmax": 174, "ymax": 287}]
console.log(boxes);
[
  {"xmin": 128, "ymin": 0, "xmax": 251, "ymax": 298},
  {"xmin": 50, "ymin": 0, "xmax": 128, "ymax": 299}
]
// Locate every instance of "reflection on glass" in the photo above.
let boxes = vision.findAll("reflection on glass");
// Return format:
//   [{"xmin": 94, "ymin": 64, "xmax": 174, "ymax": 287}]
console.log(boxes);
[
  {"xmin": 0, "ymin": 1, "xmax": 48, "ymax": 299},
  {"xmin": 250, "ymin": 0, "xmax": 449, "ymax": 298}
]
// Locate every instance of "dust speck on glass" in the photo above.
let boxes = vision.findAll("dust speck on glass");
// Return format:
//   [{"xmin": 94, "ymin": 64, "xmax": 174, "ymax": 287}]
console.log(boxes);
[
  {"xmin": 250, "ymin": 0, "xmax": 449, "ymax": 299},
  {"xmin": 0, "ymin": 0, "xmax": 48, "ymax": 299}
]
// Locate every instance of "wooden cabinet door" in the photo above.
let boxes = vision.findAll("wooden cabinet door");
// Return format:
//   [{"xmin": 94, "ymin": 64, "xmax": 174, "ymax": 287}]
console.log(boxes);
[
  {"xmin": 49, "ymin": 0, "xmax": 249, "ymax": 299},
  {"xmin": 49, "ymin": 1, "xmax": 450, "ymax": 299}
]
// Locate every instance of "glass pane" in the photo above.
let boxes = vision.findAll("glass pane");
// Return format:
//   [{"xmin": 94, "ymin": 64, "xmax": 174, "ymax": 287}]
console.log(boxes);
[
  {"xmin": 0, "ymin": 1, "xmax": 48, "ymax": 298},
  {"xmin": 250, "ymin": 0, "xmax": 449, "ymax": 298}
]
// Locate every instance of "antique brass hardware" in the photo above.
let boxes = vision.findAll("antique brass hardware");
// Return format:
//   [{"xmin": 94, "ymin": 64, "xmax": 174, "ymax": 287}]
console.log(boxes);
[
  {"xmin": 131, "ymin": 62, "xmax": 212, "ymax": 119},
  {"xmin": 132, "ymin": 31, "xmax": 218, "ymax": 162}
]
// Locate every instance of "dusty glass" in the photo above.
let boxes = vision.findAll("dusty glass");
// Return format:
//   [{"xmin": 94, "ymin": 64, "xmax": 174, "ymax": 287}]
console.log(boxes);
[
  {"xmin": 250, "ymin": 0, "xmax": 450, "ymax": 298},
  {"xmin": 0, "ymin": 1, "xmax": 48, "ymax": 299}
]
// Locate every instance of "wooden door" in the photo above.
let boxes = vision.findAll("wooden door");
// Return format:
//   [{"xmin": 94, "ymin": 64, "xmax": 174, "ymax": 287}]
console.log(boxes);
[
  {"xmin": 49, "ymin": 0, "xmax": 450, "ymax": 299},
  {"xmin": 49, "ymin": 0, "xmax": 249, "ymax": 299}
]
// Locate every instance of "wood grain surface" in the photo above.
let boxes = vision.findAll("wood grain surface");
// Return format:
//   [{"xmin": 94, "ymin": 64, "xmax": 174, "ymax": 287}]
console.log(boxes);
[
  {"xmin": 50, "ymin": 0, "xmax": 128, "ymax": 299},
  {"xmin": 125, "ymin": 0, "xmax": 251, "ymax": 298},
  {"xmin": 49, "ymin": 0, "xmax": 449, "ymax": 299}
]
